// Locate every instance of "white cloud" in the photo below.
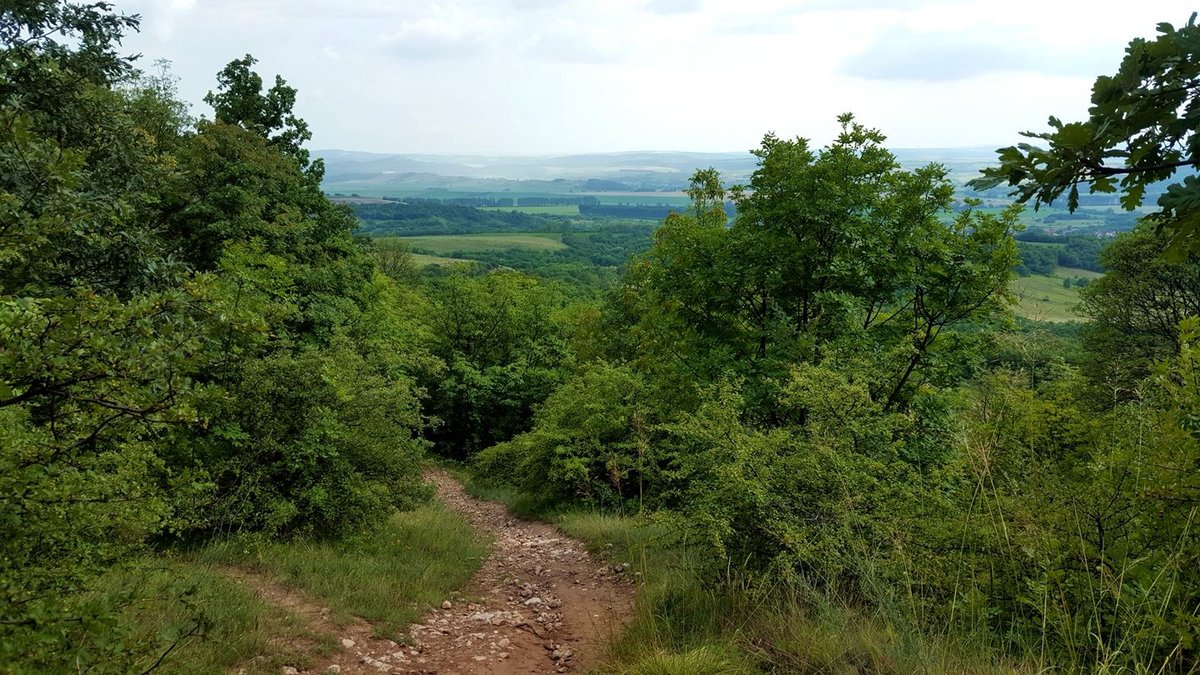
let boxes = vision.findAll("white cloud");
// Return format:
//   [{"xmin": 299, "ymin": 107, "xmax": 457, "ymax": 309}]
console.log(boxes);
[
  {"xmin": 645, "ymin": 0, "xmax": 703, "ymax": 15},
  {"xmin": 115, "ymin": 0, "xmax": 1199, "ymax": 154}
]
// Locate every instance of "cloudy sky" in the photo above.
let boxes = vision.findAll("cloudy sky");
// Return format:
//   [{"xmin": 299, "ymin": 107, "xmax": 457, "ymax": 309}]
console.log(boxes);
[{"xmin": 117, "ymin": 0, "xmax": 1195, "ymax": 155}]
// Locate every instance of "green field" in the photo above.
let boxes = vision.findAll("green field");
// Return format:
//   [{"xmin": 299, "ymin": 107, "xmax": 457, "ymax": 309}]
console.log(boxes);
[
  {"xmin": 411, "ymin": 253, "xmax": 473, "ymax": 266},
  {"xmin": 393, "ymin": 232, "xmax": 566, "ymax": 254},
  {"xmin": 478, "ymin": 205, "xmax": 580, "ymax": 216},
  {"xmin": 1012, "ymin": 266, "xmax": 1101, "ymax": 322}
]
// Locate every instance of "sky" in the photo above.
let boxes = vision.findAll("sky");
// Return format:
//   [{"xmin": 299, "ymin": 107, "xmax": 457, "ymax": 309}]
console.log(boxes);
[{"xmin": 116, "ymin": 0, "xmax": 1198, "ymax": 155}]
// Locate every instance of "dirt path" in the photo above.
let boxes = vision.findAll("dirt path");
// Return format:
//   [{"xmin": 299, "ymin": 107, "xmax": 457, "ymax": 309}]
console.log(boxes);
[{"xmin": 230, "ymin": 470, "xmax": 635, "ymax": 674}]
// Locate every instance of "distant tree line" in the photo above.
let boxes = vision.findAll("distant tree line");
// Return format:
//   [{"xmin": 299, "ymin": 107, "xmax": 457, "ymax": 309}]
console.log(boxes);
[
  {"xmin": 579, "ymin": 201, "xmax": 736, "ymax": 220},
  {"xmin": 352, "ymin": 199, "xmax": 561, "ymax": 235}
]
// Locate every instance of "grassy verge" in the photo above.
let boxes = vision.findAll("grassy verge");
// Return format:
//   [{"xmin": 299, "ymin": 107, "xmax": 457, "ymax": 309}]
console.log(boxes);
[
  {"xmin": 456, "ymin": 470, "xmax": 1027, "ymax": 674},
  {"xmin": 194, "ymin": 503, "xmax": 487, "ymax": 636},
  {"xmin": 88, "ymin": 558, "xmax": 308, "ymax": 674},
  {"xmin": 80, "ymin": 501, "xmax": 485, "ymax": 673}
]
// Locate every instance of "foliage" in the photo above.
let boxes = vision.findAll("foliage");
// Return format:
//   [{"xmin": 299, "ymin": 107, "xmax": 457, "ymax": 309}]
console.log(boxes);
[
  {"xmin": 623, "ymin": 116, "xmax": 1018, "ymax": 417},
  {"xmin": 1, "ymin": 2, "xmax": 436, "ymax": 667},
  {"xmin": 474, "ymin": 362, "xmax": 656, "ymax": 506},
  {"xmin": 352, "ymin": 199, "xmax": 556, "ymax": 236},
  {"xmin": 1078, "ymin": 225, "xmax": 1200, "ymax": 398},
  {"xmin": 969, "ymin": 14, "xmax": 1200, "ymax": 253},
  {"xmin": 423, "ymin": 269, "xmax": 570, "ymax": 459},
  {"xmin": 204, "ymin": 54, "xmax": 313, "ymax": 165},
  {"xmin": 1016, "ymin": 236, "xmax": 1107, "ymax": 276}
]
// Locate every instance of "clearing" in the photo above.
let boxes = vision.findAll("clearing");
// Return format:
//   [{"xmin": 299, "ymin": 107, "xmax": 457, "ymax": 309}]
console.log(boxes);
[
  {"xmin": 1012, "ymin": 266, "xmax": 1102, "ymax": 322},
  {"xmin": 226, "ymin": 471, "xmax": 635, "ymax": 674}
]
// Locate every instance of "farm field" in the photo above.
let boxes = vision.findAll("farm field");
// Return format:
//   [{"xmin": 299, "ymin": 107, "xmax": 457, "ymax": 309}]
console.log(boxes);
[
  {"xmin": 411, "ymin": 253, "xmax": 472, "ymax": 266},
  {"xmin": 389, "ymin": 232, "xmax": 567, "ymax": 254},
  {"xmin": 478, "ymin": 205, "xmax": 580, "ymax": 216},
  {"xmin": 1012, "ymin": 266, "xmax": 1101, "ymax": 322}
]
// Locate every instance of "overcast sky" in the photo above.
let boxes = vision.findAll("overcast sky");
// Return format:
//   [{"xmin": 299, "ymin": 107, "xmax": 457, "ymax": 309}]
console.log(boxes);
[{"xmin": 116, "ymin": 0, "xmax": 1196, "ymax": 155}]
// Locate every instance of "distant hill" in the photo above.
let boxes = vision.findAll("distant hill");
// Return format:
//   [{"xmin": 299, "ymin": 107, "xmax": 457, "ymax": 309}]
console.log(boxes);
[{"xmin": 316, "ymin": 147, "xmax": 1006, "ymax": 197}]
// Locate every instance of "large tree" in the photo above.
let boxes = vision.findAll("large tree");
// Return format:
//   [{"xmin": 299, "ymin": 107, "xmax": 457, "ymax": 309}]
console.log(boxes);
[{"xmin": 628, "ymin": 115, "xmax": 1019, "ymax": 415}]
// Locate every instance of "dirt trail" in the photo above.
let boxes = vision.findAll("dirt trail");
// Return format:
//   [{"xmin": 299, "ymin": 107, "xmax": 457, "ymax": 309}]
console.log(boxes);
[{"xmin": 229, "ymin": 470, "xmax": 635, "ymax": 674}]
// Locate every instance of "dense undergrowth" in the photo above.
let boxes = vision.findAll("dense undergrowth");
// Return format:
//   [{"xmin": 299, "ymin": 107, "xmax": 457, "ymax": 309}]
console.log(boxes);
[
  {"xmin": 460, "ymin": 473, "xmax": 1027, "ymax": 674},
  {"xmin": 8, "ymin": 2, "xmax": 1200, "ymax": 673}
]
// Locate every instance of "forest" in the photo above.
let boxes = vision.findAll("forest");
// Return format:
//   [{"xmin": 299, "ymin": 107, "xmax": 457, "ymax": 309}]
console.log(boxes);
[{"xmin": 5, "ymin": 2, "xmax": 1200, "ymax": 673}]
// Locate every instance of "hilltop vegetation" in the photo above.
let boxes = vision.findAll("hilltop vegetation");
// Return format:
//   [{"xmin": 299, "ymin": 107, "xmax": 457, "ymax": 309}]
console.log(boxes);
[{"xmin": 8, "ymin": 2, "xmax": 1200, "ymax": 674}]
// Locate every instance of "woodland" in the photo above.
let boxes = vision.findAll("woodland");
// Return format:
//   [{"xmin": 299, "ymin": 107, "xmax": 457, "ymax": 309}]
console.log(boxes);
[{"xmin": 5, "ymin": 2, "xmax": 1200, "ymax": 672}]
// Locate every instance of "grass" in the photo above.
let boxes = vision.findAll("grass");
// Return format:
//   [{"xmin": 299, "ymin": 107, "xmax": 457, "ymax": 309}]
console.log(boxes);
[
  {"xmin": 83, "ymin": 501, "xmax": 485, "ymax": 673},
  {"xmin": 91, "ymin": 558, "xmax": 310, "ymax": 674},
  {"xmin": 391, "ymin": 232, "xmax": 567, "ymax": 254},
  {"xmin": 479, "ymin": 205, "xmax": 581, "ymax": 216},
  {"xmin": 1012, "ymin": 266, "xmax": 1101, "ymax": 322},
  {"xmin": 455, "ymin": 470, "xmax": 1027, "ymax": 674},
  {"xmin": 411, "ymin": 252, "xmax": 473, "ymax": 266},
  {"xmin": 194, "ymin": 503, "xmax": 487, "ymax": 636}
]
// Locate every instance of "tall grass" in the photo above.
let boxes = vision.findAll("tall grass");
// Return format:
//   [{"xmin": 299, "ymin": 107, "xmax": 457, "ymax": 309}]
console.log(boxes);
[
  {"xmin": 459, "ymin": 468, "xmax": 1029, "ymax": 674},
  {"xmin": 194, "ymin": 503, "xmax": 487, "ymax": 635},
  {"xmin": 87, "ymin": 559, "xmax": 309, "ymax": 675}
]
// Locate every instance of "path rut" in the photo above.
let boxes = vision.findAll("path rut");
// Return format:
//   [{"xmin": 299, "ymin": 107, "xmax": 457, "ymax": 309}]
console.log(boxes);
[{"xmin": 230, "ymin": 470, "xmax": 635, "ymax": 674}]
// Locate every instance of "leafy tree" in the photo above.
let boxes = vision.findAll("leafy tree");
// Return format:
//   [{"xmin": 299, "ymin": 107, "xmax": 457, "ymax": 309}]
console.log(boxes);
[
  {"xmin": 474, "ymin": 363, "xmax": 656, "ymax": 507},
  {"xmin": 626, "ymin": 115, "xmax": 1018, "ymax": 415},
  {"xmin": 203, "ymin": 54, "xmax": 313, "ymax": 166},
  {"xmin": 1078, "ymin": 225, "xmax": 1200, "ymax": 400},
  {"xmin": 1, "ymin": 4, "xmax": 436, "ymax": 666},
  {"xmin": 423, "ymin": 270, "xmax": 569, "ymax": 459},
  {"xmin": 0, "ymin": 1, "xmax": 202, "ymax": 666},
  {"xmin": 970, "ymin": 14, "xmax": 1200, "ymax": 253}
]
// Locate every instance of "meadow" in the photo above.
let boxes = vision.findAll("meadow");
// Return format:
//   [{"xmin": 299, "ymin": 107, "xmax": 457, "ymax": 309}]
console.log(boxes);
[{"xmin": 1011, "ymin": 266, "xmax": 1103, "ymax": 322}]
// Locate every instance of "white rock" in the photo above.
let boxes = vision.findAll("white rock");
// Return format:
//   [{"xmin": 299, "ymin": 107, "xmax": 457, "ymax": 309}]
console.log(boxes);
[
  {"xmin": 326, "ymin": 667, "xmax": 341, "ymax": 674},
  {"xmin": 341, "ymin": 638, "xmax": 355, "ymax": 649},
  {"xmin": 524, "ymin": 597, "xmax": 543, "ymax": 606},
  {"xmin": 498, "ymin": 638, "xmax": 511, "ymax": 648},
  {"xmin": 442, "ymin": 600, "xmax": 453, "ymax": 609},
  {"xmin": 282, "ymin": 668, "xmax": 299, "ymax": 675}
]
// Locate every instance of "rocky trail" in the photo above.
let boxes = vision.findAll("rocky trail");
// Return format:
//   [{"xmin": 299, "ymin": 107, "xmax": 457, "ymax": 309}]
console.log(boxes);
[{"xmin": 229, "ymin": 470, "xmax": 636, "ymax": 674}]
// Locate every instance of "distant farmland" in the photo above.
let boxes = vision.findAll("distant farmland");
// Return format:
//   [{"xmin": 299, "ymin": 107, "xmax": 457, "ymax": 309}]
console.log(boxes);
[
  {"xmin": 1012, "ymin": 266, "xmax": 1103, "ymax": 322},
  {"xmin": 385, "ymin": 233, "xmax": 567, "ymax": 255}
]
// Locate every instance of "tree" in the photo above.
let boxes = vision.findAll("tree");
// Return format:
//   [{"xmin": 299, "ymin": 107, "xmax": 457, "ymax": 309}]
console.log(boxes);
[
  {"xmin": 627, "ymin": 115, "xmax": 1019, "ymax": 415},
  {"xmin": 423, "ymin": 270, "xmax": 569, "ymax": 459},
  {"xmin": 1078, "ymin": 226, "xmax": 1200, "ymax": 400},
  {"xmin": 970, "ymin": 14, "xmax": 1200, "ymax": 254},
  {"xmin": 0, "ymin": 1, "xmax": 199, "ymax": 667},
  {"xmin": 203, "ymin": 54, "xmax": 314, "ymax": 167}
]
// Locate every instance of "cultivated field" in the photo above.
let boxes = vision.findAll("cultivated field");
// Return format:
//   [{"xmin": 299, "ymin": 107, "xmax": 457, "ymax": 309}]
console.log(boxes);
[{"xmin": 392, "ymin": 232, "xmax": 566, "ymax": 254}]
